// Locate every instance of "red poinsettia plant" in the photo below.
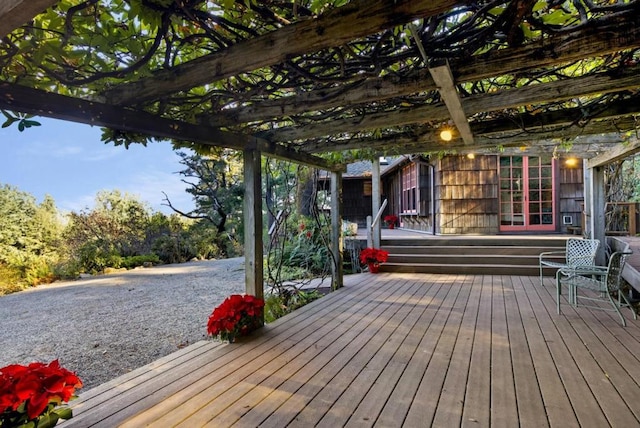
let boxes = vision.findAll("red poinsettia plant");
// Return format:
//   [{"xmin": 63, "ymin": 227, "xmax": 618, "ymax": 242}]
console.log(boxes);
[
  {"xmin": 0, "ymin": 360, "xmax": 82, "ymax": 428},
  {"xmin": 359, "ymin": 247, "xmax": 389, "ymax": 265},
  {"xmin": 207, "ymin": 294, "xmax": 265, "ymax": 343},
  {"xmin": 383, "ymin": 215, "xmax": 398, "ymax": 225}
]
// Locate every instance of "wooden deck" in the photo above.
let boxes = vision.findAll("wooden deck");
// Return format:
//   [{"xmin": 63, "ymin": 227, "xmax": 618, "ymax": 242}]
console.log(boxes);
[{"xmin": 63, "ymin": 272, "xmax": 640, "ymax": 427}]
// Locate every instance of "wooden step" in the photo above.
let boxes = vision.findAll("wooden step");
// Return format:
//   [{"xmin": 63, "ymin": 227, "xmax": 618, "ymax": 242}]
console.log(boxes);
[
  {"xmin": 380, "ymin": 237, "xmax": 568, "ymax": 248},
  {"xmin": 386, "ymin": 253, "xmax": 546, "ymax": 267},
  {"xmin": 371, "ymin": 236, "xmax": 569, "ymax": 276},
  {"xmin": 382, "ymin": 245, "xmax": 563, "ymax": 256},
  {"xmin": 378, "ymin": 263, "xmax": 543, "ymax": 276}
]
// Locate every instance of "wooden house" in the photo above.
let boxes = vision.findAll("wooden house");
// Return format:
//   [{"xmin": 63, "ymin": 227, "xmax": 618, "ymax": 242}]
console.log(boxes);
[{"xmin": 339, "ymin": 154, "xmax": 585, "ymax": 235}]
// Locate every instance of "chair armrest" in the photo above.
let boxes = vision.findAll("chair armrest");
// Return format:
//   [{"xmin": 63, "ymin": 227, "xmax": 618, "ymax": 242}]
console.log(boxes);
[
  {"xmin": 539, "ymin": 250, "xmax": 566, "ymax": 262},
  {"xmin": 540, "ymin": 250, "xmax": 566, "ymax": 257},
  {"xmin": 559, "ymin": 264, "xmax": 607, "ymax": 277}
]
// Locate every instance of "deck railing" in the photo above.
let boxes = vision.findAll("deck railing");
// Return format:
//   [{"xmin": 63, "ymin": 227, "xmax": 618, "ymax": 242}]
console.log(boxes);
[{"xmin": 605, "ymin": 202, "xmax": 638, "ymax": 236}]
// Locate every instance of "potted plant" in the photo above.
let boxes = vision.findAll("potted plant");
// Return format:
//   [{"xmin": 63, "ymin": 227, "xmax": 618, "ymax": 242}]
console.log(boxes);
[
  {"xmin": 383, "ymin": 215, "xmax": 398, "ymax": 229},
  {"xmin": 207, "ymin": 294, "xmax": 265, "ymax": 343},
  {"xmin": 0, "ymin": 360, "xmax": 82, "ymax": 428},
  {"xmin": 359, "ymin": 247, "xmax": 389, "ymax": 273}
]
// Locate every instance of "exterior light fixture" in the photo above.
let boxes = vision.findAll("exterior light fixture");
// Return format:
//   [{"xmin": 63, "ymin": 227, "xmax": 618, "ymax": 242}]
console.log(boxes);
[
  {"xmin": 467, "ymin": 153, "xmax": 475, "ymax": 159},
  {"xmin": 440, "ymin": 128, "xmax": 453, "ymax": 142},
  {"xmin": 565, "ymin": 157, "xmax": 579, "ymax": 167}
]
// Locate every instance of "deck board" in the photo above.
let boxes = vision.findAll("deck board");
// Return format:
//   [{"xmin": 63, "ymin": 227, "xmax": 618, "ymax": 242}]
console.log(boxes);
[
  {"xmin": 427, "ymin": 274, "xmax": 481, "ymax": 428},
  {"xmin": 511, "ymin": 275, "xmax": 575, "ymax": 428},
  {"xmin": 63, "ymin": 272, "xmax": 640, "ymax": 427},
  {"xmin": 502, "ymin": 276, "xmax": 548, "ymax": 428}
]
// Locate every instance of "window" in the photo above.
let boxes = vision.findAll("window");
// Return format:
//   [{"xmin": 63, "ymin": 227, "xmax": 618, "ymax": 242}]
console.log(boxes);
[
  {"xmin": 401, "ymin": 163, "xmax": 417, "ymax": 214},
  {"xmin": 363, "ymin": 181, "xmax": 372, "ymax": 196}
]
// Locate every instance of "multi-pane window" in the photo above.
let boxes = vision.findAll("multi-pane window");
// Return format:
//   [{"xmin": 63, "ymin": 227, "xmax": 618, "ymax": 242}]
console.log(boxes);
[
  {"xmin": 401, "ymin": 163, "xmax": 417, "ymax": 214},
  {"xmin": 499, "ymin": 156, "xmax": 555, "ymax": 231}
]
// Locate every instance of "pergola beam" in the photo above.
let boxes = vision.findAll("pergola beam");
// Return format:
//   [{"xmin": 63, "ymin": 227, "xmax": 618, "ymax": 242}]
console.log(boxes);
[
  {"xmin": 274, "ymin": 66, "xmax": 640, "ymax": 144},
  {"xmin": 104, "ymin": 0, "xmax": 462, "ymax": 105},
  {"xmin": 300, "ymin": 97, "xmax": 640, "ymax": 155},
  {"xmin": 428, "ymin": 60, "xmax": 475, "ymax": 145},
  {"xmin": 587, "ymin": 137, "xmax": 640, "ymax": 168},
  {"xmin": 0, "ymin": 0, "xmax": 57, "ymax": 39},
  {"xmin": 0, "ymin": 82, "xmax": 341, "ymax": 172},
  {"xmin": 204, "ymin": 14, "xmax": 640, "ymax": 128}
]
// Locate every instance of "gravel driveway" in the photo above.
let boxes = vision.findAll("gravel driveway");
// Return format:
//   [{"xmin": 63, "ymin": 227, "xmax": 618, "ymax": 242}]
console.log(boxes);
[{"xmin": 0, "ymin": 258, "xmax": 245, "ymax": 391}]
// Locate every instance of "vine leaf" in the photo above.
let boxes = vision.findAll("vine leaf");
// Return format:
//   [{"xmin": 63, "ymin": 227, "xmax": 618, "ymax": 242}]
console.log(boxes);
[{"xmin": 1, "ymin": 110, "xmax": 41, "ymax": 131}]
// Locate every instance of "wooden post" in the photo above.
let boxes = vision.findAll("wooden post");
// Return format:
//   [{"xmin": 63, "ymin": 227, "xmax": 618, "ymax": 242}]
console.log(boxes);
[
  {"xmin": 588, "ymin": 165, "xmax": 606, "ymax": 265},
  {"xmin": 243, "ymin": 149, "xmax": 264, "ymax": 302},
  {"xmin": 582, "ymin": 161, "xmax": 591, "ymax": 238},
  {"xmin": 331, "ymin": 171, "xmax": 344, "ymax": 290},
  {"xmin": 372, "ymin": 157, "xmax": 381, "ymax": 249},
  {"xmin": 629, "ymin": 203, "xmax": 637, "ymax": 236}
]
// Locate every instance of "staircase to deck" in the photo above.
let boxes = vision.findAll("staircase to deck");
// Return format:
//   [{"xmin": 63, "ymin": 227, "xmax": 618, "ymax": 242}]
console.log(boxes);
[{"xmin": 378, "ymin": 236, "xmax": 569, "ymax": 276}]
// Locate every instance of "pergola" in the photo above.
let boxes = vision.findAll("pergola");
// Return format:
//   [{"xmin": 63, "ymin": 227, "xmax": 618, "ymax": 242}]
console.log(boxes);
[{"xmin": 1, "ymin": 0, "xmax": 639, "ymax": 294}]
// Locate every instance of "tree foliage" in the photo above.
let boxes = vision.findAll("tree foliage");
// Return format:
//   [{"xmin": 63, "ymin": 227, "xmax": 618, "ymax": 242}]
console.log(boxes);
[
  {"xmin": 64, "ymin": 190, "xmax": 154, "ymax": 272},
  {"xmin": 162, "ymin": 150, "xmax": 244, "ymax": 257},
  {"xmin": 0, "ymin": 185, "xmax": 242, "ymax": 294},
  {"xmin": 0, "ymin": 185, "xmax": 62, "ymax": 291},
  {"xmin": 1, "ymin": 0, "xmax": 637, "ymax": 159},
  {"xmin": 264, "ymin": 159, "xmax": 334, "ymax": 296}
]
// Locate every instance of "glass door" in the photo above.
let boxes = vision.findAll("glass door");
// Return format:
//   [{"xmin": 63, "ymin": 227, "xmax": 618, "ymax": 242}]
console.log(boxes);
[{"xmin": 500, "ymin": 156, "xmax": 555, "ymax": 232}]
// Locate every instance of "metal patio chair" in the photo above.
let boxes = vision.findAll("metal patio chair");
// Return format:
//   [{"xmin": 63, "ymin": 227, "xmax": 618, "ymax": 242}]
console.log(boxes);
[
  {"xmin": 556, "ymin": 250, "xmax": 637, "ymax": 326},
  {"xmin": 539, "ymin": 238, "xmax": 600, "ymax": 285}
]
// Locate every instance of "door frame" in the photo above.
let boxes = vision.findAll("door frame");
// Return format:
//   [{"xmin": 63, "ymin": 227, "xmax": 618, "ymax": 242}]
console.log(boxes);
[{"xmin": 499, "ymin": 156, "xmax": 556, "ymax": 232}]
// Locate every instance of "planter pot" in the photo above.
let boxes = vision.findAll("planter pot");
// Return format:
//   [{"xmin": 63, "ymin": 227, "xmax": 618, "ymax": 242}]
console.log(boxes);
[
  {"xmin": 368, "ymin": 263, "xmax": 380, "ymax": 273},
  {"xmin": 388, "ymin": 223, "xmax": 395, "ymax": 229}
]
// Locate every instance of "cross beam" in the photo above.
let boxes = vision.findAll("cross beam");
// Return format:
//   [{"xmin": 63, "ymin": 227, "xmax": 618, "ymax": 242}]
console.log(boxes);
[
  {"xmin": 0, "ymin": 82, "xmax": 342, "ymax": 171},
  {"xmin": 428, "ymin": 60, "xmax": 475, "ymax": 145},
  {"xmin": 0, "ymin": 0, "xmax": 57, "ymax": 38}
]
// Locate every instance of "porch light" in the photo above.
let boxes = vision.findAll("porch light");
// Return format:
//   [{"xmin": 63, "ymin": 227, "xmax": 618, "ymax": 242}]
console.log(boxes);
[
  {"xmin": 467, "ymin": 153, "xmax": 475, "ymax": 159},
  {"xmin": 440, "ymin": 127, "xmax": 453, "ymax": 142},
  {"xmin": 565, "ymin": 157, "xmax": 579, "ymax": 167}
]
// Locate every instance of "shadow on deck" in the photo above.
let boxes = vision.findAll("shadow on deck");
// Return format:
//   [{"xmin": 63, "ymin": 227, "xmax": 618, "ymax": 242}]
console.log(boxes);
[{"xmin": 63, "ymin": 272, "xmax": 640, "ymax": 427}]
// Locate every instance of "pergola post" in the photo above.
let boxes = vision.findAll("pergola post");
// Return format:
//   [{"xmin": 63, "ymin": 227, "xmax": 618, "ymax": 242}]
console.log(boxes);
[
  {"xmin": 583, "ymin": 161, "xmax": 592, "ymax": 238},
  {"xmin": 372, "ymin": 158, "xmax": 382, "ymax": 249},
  {"xmin": 588, "ymin": 164, "xmax": 607, "ymax": 265},
  {"xmin": 330, "ymin": 170, "xmax": 344, "ymax": 290},
  {"xmin": 243, "ymin": 148, "xmax": 264, "ymax": 302}
]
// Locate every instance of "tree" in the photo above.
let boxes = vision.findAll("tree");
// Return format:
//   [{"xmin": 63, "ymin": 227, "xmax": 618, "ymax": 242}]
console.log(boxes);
[
  {"xmin": 0, "ymin": 184, "xmax": 38, "ymax": 265},
  {"xmin": 64, "ymin": 190, "xmax": 154, "ymax": 272},
  {"xmin": 0, "ymin": 185, "xmax": 63, "ymax": 290},
  {"xmin": 163, "ymin": 150, "xmax": 244, "ymax": 257}
]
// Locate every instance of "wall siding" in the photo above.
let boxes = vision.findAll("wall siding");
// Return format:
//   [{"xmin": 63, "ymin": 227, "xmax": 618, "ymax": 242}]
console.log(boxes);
[
  {"xmin": 558, "ymin": 163, "xmax": 584, "ymax": 232},
  {"xmin": 436, "ymin": 155, "xmax": 499, "ymax": 234}
]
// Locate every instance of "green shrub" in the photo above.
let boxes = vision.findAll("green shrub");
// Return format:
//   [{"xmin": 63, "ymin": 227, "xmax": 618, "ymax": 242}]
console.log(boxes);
[
  {"xmin": 264, "ymin": 289, "xmax": 322, "ymax": 323},
  {"xmin": 121, "ymin": 254, "xmax": 161, "ymax": 269},
  {"xmin": 52, "ymin": 260, "xmax": 82, "ymax": 281},
  {"xmin": 0, "ymin": 263, "xmax": 26, "ymax": 295},
  {"xmin": 23, "ymin": 257, "xmax": 56, "ymax": 286},
  {"xmin": 152, "ymin": 234, "xmax": 196, "ymax": 264},
  {"xmin": 76, "ymin": 241, "xmax": 122, "ymax": 274}
]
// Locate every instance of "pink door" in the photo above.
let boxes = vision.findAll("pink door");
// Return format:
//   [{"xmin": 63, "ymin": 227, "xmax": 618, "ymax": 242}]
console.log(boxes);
[{"xmin": 499, "ymin": 156, "xmax": 556, "ymax": 232}]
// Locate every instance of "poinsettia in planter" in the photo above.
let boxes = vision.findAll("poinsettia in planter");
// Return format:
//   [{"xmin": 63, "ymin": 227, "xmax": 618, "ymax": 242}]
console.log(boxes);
[
  {"xmin": 0, "ymin": 360, "xmax": 82, "ymax": 428},
  {"xmin": 383, "ymin": 215, "xmax": 398, "ymax": 229},
  {"xmin": 207, "ymin": 294, "xmax": 265, "ymax": 343},
  {"xmin": 359, "ymin": 247, "xmax": 389, "ymax": 273}
]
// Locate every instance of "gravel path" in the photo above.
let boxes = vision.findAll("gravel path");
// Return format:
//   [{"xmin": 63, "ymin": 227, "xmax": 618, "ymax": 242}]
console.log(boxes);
[{"xmin": 0, "ymin": 258, "xmax": 245, "ymax": 391}]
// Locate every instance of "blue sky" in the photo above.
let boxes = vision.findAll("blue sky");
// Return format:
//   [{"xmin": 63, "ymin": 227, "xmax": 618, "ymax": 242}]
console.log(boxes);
[{"xmin": 0, "ymin": 117, "xmax": 195, "ymax": 214}]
